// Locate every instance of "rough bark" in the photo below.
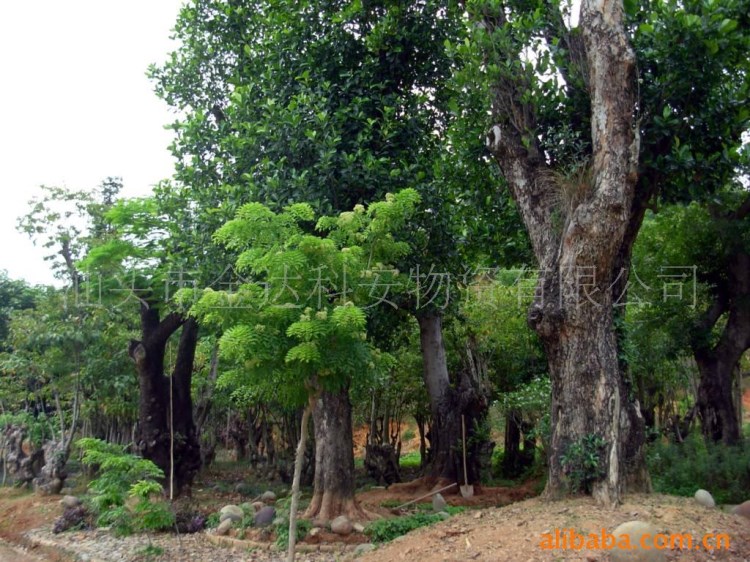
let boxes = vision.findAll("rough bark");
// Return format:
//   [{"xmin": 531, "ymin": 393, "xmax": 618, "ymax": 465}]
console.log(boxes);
[
  {"xmin": 129, "ymin": 304, "xmax": 201, "ymax": 497},
  {"xmin": 485, "ymin": 0, "xmax": 649, "ymax": 505},
  {"xmin": 417, "ymin": 313, "xmax": 491, "ymax": 486},
  {"xmin": 304, "ymin": 385, "xmax": 365, "ymax": 522}
]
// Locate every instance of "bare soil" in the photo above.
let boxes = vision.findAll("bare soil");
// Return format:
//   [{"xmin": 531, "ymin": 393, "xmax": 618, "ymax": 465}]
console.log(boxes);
[
  {"xmin": 0, "ymin": 488, "xmax": 70, "ymax": 560},
  {"xmin": 357, "ymin": 493, "xmax": 750, "ymax": 562}
]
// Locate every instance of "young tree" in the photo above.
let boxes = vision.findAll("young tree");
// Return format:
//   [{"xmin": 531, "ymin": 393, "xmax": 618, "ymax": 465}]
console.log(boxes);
[{"xmin": 188, "ymin": 190, "xmax": 420, "ymax": 522}]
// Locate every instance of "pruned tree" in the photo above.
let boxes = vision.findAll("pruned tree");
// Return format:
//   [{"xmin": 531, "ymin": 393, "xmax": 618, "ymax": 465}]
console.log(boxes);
[
  {"xmin": 473, "ymin": 0, "xmax": 750, "ymax": 504},
  {"xmin": 479, "ymin": 0, "xmax": 648, "ymax": 505}
]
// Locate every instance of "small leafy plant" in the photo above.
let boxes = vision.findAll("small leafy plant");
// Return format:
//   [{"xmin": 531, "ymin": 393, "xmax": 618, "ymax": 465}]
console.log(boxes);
[
  {"xmin": 76, "ymin": 438, "xmax": 175, "ymax": 536},
  {"xmin": 560, "ymin": 433, "xmax": 607, "ymax": 494},
  {"xmin": 275, "ymin": 517, "xmax": 311, "ymax": 549},
  {"xmin": 365, "ymin": 512, "xmax": 446, "ymax": 543}
]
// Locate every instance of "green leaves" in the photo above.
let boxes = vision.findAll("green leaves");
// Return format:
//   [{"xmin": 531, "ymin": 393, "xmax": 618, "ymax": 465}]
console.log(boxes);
[
  {"xmin": 330, "ymin": 304, "xmax": 366, "ymax": 331},
  {"xmin": 190, "ymin": 191, "xmax": 421, "ymax": 404}
]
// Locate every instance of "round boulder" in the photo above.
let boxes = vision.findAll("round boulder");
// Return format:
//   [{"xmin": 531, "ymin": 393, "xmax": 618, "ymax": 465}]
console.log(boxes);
[
  {"xmin": 61, "ymin": 495, "xmax": 81, "ymax": 509},
  {"xmin": 331, "ymin": 515, "xmax": 353, "ymax": 536},
  {"xmin": 215, "ymin": 518, "xmax": 233, "ymax": 536},
  {"xmin": 732, "ymin": 500, "xmax": 750, "ymax": 520},
  {"xmin": 219, "ymin": 504, "xmax": 244, "ymax": 523},
  {"xmin": 261, "ymin": 490, "xmax": 277, "ymax": 503},
  {"xmin": 234, "ymin": 482, "xmax": 254, "ymax": 497},
  {"xmin": 694, "ymin": 489, "xmax": 715, "ymax": 508},
  {"xmin": 254, "ymin": 505, "xmax": 276, "ymax": 527},
  {"xmin": 610, "ymin": 521, "xmax": 666, "ymax": 562}
]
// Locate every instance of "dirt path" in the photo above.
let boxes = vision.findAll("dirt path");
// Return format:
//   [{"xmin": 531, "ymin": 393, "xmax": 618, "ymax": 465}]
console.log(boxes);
[{"xmin": 0, "ymin": 542, "xmax": 42, "ymax": 562}]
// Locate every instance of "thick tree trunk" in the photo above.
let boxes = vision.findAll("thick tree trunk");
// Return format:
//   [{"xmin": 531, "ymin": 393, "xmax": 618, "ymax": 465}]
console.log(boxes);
[
  {"xmin": 304, "ymin": 385, "xmax": 364, "ymax": 522},
  {"xmin": 129, "ymin": 305, "xmax": 201, "ymax": 497},
  {"xmin": 484, "ymin": 0, "xmax": 649, "ymax": 506},
  {"xmin": 695, "ymin": 356, "xmax": 741, "ymax": 444},
  {"xmin": 417, "ymin": 313, "xmax": 490, "ymax": 486},
  {"xmin": 168, "ymin": 317, "xmax": 202, "ymax": 494},
  {"xmin": 692, "ymin": 251, "xmax": 749, "ymax": 445}
]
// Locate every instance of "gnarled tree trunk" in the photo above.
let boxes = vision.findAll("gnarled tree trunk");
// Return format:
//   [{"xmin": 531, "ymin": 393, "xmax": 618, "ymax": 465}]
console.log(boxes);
[
  {"xmin": 693, "ymin": 250, "xmax": 750, "ymax": 445},
  {"xmin": 129, "ymin": 304, "xmax": 201, "ymax": 497},
  {"xmin": 484, "ymin": 0, "xmax": 650, "ymax": 506}
]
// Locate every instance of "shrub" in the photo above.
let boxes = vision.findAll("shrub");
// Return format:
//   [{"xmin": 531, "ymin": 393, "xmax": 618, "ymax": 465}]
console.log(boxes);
[
  {"xmin": 76, "ymin": 438, "xmax": 174, "ymax": 536},
  {"xmin": 399, "ymin": 451, "xmax": 421, "ymax": 469},
  {"xmin": 274, "ymin": 517, "xmax": 311, "ymax": 549},
  {"xmin": 560, "ymin": 434, "xmax": 607, "ymax": 494},
  {"xmin": 401, "ymin": 429, "xmax": 416, "ymax": 442},
  {"xmin": 365, "ymin": 513, "xmax": 444, "ymax": 543},
  {"xmin": 647, "ymin": 433, "xmax": 750, "ymax": 504}
]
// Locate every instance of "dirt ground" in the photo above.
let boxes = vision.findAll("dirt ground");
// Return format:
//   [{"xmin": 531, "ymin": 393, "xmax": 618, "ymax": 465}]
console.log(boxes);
[
  {"xmin": 2, "ymin": 482, "xmax": 749, "ymax": 562},
  {"xmin": 0, "ymin": 489, "xmax": 69, "ymax": 560},
  {"xmin": 357, "ymin": 493, "xmax": 750, "ymax": 562}
]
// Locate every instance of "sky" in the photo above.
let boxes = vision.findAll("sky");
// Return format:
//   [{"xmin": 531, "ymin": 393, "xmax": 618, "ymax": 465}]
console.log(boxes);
[{"xmin": 0, "ymin": 0, "xmax": 186, "ymax": 286}]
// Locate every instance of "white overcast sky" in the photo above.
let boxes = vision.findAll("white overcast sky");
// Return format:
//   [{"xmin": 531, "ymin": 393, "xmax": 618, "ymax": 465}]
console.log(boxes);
[{"xmin": 0, "ymin": 0, "xmax": 185, "ymax": 286}]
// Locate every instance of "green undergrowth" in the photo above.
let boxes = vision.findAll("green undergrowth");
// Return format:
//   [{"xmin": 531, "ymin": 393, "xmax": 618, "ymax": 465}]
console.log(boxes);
[
  {"xmin": 365, "ymin": 509, "xmax": 462, "ymax": 543},
  {"xmin": 647, "ymin": 433, "xmax": 750, "ymax": 505}
]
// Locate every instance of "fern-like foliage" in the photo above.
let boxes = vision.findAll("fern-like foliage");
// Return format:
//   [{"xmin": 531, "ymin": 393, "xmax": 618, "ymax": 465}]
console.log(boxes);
[{"xmin": 189, "ymin": 191, "xmax": 420, "ymax": 405}]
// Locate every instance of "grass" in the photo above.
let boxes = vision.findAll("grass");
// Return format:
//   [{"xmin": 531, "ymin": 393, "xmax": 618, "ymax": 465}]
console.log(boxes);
[{"xmin": 399, "ymin": 451, "xmax": 421, "ymax": 469}]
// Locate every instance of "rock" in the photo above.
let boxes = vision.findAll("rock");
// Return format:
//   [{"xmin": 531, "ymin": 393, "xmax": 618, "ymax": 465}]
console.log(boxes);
[
  {"xmin": 694, "ymin": 489, "xmax": 715, "ymax": 508},
  {"xmin": 252, "ymin": 501, "xmax": 265, "ymax": 512},
  {"xmin": 353, "ymin": 522, "xmax": 365, "ymax": 533},
  {"xmin": 437, "ymin": 511, "xmax": 450, "ymax": 520},
  {"xmin": 254, "ymin": 505, "xmax": 276, "ymax": 527},
  {"xmin": 610, "ymin": 521, "xmax": 666, "ymax": 562},
  {"xmin": 219, "ymin": 504, "xmax": 244, "ymax": 522},
  {"xmin": 432, "ymin": 493, "xmax": 447, "ymax": 512},
  {"xmin": 732, "ymin": 500, "xmax": 750, "ymax": 519},
  {"xmin": 60, "ymin": 495, "xmax": 81, "ymax": 508},
  {"xmin": 261, "ymin": 490, "xmax": 277, "ymax": 503},
  {"xmin": 354, "ymin": 543, "xmax": 376, "ymax": 556},
  {"xmin": 215, "ymin": 518, "xmax": 233, "ymax": 536},
  {"xmin": 331, "ymin": 515, "xmax": 353, "ymax": 536}
]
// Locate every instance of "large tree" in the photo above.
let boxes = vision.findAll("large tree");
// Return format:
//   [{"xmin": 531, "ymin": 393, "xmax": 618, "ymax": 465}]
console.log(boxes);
[
  {"xmin": 82, "ymin": 197, "xmax": 202, "ymax": 496},
  {"xmin": 481, "ymin": 0, "xmax": 648, "ymax": 505},
  {"xmin": 151, "ymin": 0, "xmax": 505, "ymax": 492},
  {"xmin": 632, "ymin": 195, "xmax": 750, "ymax": 444},
  {"xmin": 476, "ymin": 0, "xmax": 749, "ymax": 504}
]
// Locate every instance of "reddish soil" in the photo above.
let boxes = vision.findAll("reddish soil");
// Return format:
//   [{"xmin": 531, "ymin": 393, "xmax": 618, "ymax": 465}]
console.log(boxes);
[
  {"xmin": 0, "ymin": 488, "xmax": 70, "ymax": 560},
  {"xmin": 356, "ymin": 477, "xmax": 540, "ymax": 513}
]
